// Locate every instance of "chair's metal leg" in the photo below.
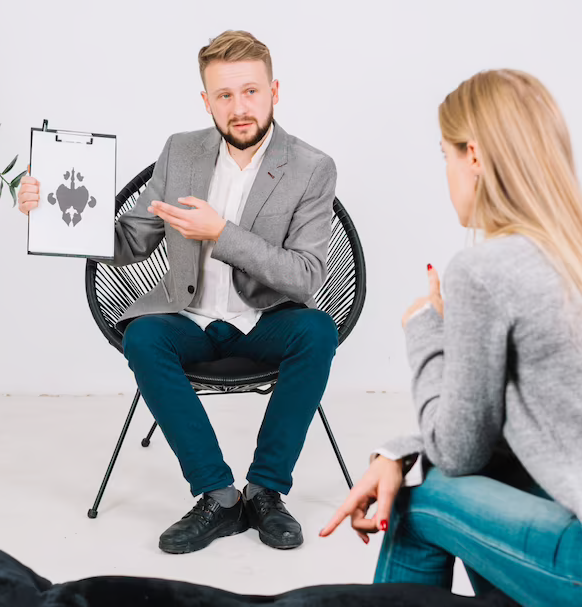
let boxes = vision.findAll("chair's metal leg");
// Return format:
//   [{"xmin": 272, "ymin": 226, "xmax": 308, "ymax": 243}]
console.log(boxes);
[
  {"xmin": 87, "ymin": 389, "xmax": 141, "ymax": 519},
  {"xmin": 318, "ymin": 404, "xmax": 353, "ymax": 489},
  {"xmin": 141, "ymin": 422, "xmax": 158, "ymax": 447}
]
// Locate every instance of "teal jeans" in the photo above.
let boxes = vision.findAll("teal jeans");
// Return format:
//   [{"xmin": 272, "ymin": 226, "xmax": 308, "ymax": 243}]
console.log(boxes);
[
  {"xmin": 122, "ymin": 305, "xmax": 338, "ymax": 497},
  {"xmin": 375, "ymin": 463, "xmax": 582, "ymax": 606}
]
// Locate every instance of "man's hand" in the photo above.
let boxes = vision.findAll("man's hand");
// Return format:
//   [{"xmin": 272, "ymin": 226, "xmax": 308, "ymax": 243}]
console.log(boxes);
[
  {"xmin": 148, "ymin": 197, "xmax": 227, "ymax": 241},
  {"xmin": 18, "ymin": 174, "xmax": 40, "ymax": 215},
  {"xmin": 402, "ymin": 265, "xmax": 444, "ymax": 328},
  {"xmin": 319, "ymin": 456, "xmax": 403, "ymax": 544}
]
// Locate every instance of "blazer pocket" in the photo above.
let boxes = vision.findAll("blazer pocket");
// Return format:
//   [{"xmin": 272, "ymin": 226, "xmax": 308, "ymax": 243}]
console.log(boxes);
[{"xmin": 256, "ymin": 209, "xmax": 293, "ymax": 219}]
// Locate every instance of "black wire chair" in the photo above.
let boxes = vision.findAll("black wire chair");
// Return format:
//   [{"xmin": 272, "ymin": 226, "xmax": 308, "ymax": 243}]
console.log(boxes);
[{"xmin": 86, "ymin": 163, "xmax": 367, "ymax": 518}]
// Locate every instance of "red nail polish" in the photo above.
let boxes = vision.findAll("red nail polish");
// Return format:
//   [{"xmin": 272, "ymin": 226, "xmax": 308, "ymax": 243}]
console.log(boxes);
[
  {"xmin": 427, "ymin": 264, "xmax": 433, "ymax": 271},
  {"xmin": 380, "ymin": 520, "xmax": 388, "ymax": 531}
]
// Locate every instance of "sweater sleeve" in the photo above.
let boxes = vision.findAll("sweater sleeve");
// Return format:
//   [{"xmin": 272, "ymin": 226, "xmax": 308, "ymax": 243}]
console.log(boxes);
[{"xmin": 400, "ymin": 255, "xmax": 511, "ymax": 476}]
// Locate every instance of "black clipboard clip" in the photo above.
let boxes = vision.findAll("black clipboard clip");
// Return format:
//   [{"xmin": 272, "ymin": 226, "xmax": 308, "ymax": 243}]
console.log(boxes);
[
  {"xmin": 40, "ymin": 120, "xmax": 93, "ymax": 144},
  {"xmin": 55, "ymin": 131, "xmax": 94, "ymax": 145}
]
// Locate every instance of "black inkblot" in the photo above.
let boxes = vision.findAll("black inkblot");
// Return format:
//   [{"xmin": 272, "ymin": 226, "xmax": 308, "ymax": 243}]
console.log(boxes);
[{"xmin": 48, "ymin": 168, "xmax": 97, "ymax": 226}]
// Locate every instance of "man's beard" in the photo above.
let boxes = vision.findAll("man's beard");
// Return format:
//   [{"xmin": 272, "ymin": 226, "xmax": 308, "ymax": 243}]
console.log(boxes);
[{"xmin": 213, "ymin": 107, "xmax": 274, "ymax": 151}]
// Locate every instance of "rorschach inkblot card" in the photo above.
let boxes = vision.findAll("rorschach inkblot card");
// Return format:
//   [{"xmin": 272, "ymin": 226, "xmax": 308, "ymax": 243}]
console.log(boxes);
[{"xmin": 28, "ymin": 126, "xmax": 117, "ymax": 259}]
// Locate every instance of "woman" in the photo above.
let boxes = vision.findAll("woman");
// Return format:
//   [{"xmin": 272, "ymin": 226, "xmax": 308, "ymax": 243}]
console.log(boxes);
[{"xmin": 321, "ymin": 70, "xmax": 582, "ymax": 606}]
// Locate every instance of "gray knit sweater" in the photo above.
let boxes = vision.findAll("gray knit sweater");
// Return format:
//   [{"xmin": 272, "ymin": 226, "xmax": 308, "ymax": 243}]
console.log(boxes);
[{"xmin": 382, "ymin": 234, "xmax": 582, "ymax": 521}]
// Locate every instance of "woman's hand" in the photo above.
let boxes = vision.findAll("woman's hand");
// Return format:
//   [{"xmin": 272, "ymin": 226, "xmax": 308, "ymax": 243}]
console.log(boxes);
[
  {"xmin": 402, "ymin": 264, "xmax": 443, "ymax": 328},
  {"xmin": 319, "ymin": 456, "xmax": 403, "ymax": 544}
]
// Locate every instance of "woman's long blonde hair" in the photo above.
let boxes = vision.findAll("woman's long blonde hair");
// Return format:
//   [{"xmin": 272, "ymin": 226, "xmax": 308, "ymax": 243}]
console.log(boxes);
[{"xmin": 439, "ymin": 69, "xmax": 582, "ymax": 297}]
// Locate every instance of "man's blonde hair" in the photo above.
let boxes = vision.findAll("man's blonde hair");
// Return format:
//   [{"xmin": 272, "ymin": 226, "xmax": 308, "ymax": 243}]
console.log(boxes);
[
  {"xmin": 439, "ymin": 69, "xmax": 582, "ymax": 298},
  {"xmin": 198, "ymin": 30, "xmax": 273, "ymax": 87}
]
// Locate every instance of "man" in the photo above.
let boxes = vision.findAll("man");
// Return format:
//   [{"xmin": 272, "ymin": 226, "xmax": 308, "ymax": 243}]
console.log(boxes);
[{"xmin": 18, "ymin": 30, "xmax": 338, "ymax": 553}]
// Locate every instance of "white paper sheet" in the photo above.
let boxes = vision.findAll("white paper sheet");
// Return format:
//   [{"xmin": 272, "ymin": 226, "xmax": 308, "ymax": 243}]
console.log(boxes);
[{"xmin": 28, "ymin": 129, "xmax": 116, "ymax": 258}]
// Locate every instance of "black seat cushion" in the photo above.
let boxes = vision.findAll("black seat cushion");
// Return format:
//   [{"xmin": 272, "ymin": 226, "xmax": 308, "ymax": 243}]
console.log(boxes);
[
  {"xmin": 0, "ymin": 548, "xmax": 520, "ymax": 607},
  {"xmin": 184, "ymin": 357, "xmax": 279, "ymax": 386}
]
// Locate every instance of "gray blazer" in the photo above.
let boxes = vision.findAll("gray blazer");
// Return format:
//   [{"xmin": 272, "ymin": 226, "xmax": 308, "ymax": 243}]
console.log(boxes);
[{"xmin": 109, "ymin": 122, "xmax": 337, "ymax": 328}]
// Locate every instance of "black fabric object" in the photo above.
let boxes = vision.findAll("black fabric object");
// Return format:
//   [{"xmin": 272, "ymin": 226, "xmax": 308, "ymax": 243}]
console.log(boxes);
[{"xmin": 0, "ymin": 549, "xmax": 521, "ymax": 607}]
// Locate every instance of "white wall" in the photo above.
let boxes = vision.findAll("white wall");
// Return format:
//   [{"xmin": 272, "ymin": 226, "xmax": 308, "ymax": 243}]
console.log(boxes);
[{"xmin": 1, "ymin": 0, "xmax": 581, "ymax": 395}]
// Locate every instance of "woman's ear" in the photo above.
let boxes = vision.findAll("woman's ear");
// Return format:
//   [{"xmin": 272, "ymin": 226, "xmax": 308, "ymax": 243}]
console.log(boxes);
[{"xmin": 466, "ymin": 140, "xmax": 483, "ymax": 176}]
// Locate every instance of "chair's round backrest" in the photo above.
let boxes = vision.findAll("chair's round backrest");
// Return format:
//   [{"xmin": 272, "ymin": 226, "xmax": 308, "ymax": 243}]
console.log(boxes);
[{"xmin": 86, "ymin": 164, "xmax": 366, "ymax": 354}]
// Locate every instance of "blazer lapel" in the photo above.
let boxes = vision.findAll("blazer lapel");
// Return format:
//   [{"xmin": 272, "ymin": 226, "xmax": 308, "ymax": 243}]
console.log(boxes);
[
  {"xmin": 239, "ymin": 122, "xmax": 288, "ymax": 230},
  {"xmin": 172, "ymin": 129, "xmax": 220, "ymax": 269},
  {"xmin": 190, "ymin": 129, "xmax": 220, "ymax": 200}
]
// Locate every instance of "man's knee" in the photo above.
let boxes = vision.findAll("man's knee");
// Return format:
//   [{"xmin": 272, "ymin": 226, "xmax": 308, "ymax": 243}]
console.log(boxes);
[
  {"xmin": 122, "ymin": 316, "xmax": 170, "ymax": 362},
  {"xmin": 293, "ymin": 310, "xmax": 338, "ymax": 353}
]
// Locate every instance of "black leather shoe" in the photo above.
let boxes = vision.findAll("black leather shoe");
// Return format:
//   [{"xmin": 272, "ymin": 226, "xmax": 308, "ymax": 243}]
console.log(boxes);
[
  {"xmin": 243, "ymin": 486, "xmax": 303, "ymax": 549},
  {"xmin": 159, "ymin": 492, "xmax": 249, "ymax": 554}
]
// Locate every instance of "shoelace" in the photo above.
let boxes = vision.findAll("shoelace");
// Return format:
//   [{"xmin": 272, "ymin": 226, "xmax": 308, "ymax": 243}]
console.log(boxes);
[
  {"xmin": 184, "ymin": 496, "xmax": 215, "ymax": 526},
  {"xmin": 255, "ymin": 489, "xmax": 285, "ymax": 516}
]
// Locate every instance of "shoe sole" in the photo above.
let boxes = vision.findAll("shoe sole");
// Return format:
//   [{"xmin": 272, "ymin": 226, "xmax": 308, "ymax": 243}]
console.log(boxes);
[
  {"xmin": 159, "ymin": 519, "xmax": 250, "ymax": 554},
  {"xmin": 255, "ymin": 526, "xmax": 304, "ymax": 550}
]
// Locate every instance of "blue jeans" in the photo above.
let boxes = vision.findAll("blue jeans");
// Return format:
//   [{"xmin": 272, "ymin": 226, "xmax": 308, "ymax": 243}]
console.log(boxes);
[
  {"xmin": 374, "ymin": 463, "xmax": 582, "ymax": 606},
  {"xmin": 121, "ymin": 305, "xmax": 338, "ymax": 497}
]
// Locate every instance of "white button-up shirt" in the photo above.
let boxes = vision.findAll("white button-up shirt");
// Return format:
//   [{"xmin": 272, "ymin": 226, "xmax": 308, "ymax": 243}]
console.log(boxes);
[{"xmin": 179, "ymin": 125, "xmax": 274, "ymax": 334}]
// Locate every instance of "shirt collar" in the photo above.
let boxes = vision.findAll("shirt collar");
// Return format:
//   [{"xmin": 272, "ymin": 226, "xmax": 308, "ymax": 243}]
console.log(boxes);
[{"xmin": 219, "ymin": 122, "xmax": 274, "ymax": 172}]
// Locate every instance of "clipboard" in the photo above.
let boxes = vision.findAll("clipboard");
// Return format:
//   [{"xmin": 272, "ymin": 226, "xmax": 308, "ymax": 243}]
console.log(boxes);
[{"xmin": 28, "ymin": 121, "xmax": 117, "ymax": 259}]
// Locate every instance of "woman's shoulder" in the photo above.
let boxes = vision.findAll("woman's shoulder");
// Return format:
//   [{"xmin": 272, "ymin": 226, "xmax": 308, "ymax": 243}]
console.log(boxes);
[
  {"xmin": 444, "ymin": 234, "xmax": 564, "ymax": 320},
  {"xmin": 446, "ymin": 234, "xmax": 543, "ymax": 284},
  {"xmin": 443, "ymin": 234, "xmax": 560, "ymax": 311}
]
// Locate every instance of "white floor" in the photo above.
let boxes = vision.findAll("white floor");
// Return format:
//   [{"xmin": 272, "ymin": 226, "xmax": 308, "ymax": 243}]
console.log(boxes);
[{"xmin": 0, "ymin": 391, "xmax": 473, "ymax": 597}]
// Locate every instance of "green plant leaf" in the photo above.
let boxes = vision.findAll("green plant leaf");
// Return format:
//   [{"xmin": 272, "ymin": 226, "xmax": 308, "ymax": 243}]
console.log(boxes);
[
  {"xmin": 10, "ymin": 185, "xmax": 17, "ymax": 207},
  {"xmin": 2, "ymin": 155, "xmax": 18, "ymax": 175},
  {"xmin": 0, "ymin": 179, "xmax": 4, "ymax": 197},
  {"xmin": 10, "ymin": 170, "xmax": 27, "ymax": 189}
]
